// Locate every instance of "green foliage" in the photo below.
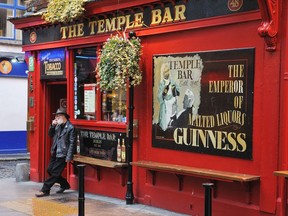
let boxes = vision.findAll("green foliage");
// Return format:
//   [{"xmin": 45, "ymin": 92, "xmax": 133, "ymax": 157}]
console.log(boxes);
[
  {"xmin": 96, "ymin": 33, "xmax": 142, "ymax": 90},
  {"xmin": 43, "ymin": 0, "xmax": 86, "ymax": 24}
]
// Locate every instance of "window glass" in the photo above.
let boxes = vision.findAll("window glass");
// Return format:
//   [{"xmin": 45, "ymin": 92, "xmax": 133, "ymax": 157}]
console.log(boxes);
[
  {"xmin": 16, "ymin": 9, "xmax": 24, "ymax": 16},
  {"xmin": 0, "ymin": 0, "xmax": 13, "ymax": 4},
  {"xmin": 17, "ymin": 0, "xmax": 25, "ymax": 6},
  {"xmin": 0, "ymin": 8, "xmax": 13, "ymax": 38},
  {"xmin": 101, "ymin": 88, "xmax": 126, "ymax": 122},
  {"xmin": 74, "ymin": 47, "xmax": 97, "ymax": 120},
  {"xmin": 15, "ymin": 10, "xmax": 24, "ymax": 40}
]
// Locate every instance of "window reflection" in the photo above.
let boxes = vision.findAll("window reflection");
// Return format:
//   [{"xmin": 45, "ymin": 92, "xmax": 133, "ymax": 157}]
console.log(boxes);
[
  {"xmin": 18, "ymin": 0, "xmax": 25, "ymax": 6},
  {"xmin": 15, "ymin": 10, "xmax": 25, "ymax": 40},
  {"xmin": 0, "ymin": 8, "xmax": 13, "ymax": 38},
  {"xmin": 102, "ymin": 88, "xmax": 126, "ymax": 122},
  {"xmin": 74, "ymin": 47, "xmax": 97, "ymax": 120},
  {"xmin": 73, "ymin": 46, "xmax": 127, "ymax": 123},
  {"xmin": 0, "ymin": 0, "xmax": 13, "ymax": 4}
]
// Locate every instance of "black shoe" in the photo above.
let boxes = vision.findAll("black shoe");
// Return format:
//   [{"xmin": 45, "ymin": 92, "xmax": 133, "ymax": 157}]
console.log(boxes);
[
  {"xmin": 56, "ymin": 186, "xmax": 70, "ymax": 194},
  {"xmin": 35, "ymin": 191, "xmax": 50, "ymax": 197}
]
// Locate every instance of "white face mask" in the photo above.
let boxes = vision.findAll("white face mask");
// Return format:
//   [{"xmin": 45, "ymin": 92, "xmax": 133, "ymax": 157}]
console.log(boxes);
[{"xmin": 57, "ymin": 117, "xmax": 64, "ymax": 125}]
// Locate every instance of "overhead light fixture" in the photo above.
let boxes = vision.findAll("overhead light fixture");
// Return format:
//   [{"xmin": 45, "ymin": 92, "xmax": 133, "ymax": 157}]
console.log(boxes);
[{"xmin": 11, "ymin": 57, "xmax": 18, "ymax": 63}]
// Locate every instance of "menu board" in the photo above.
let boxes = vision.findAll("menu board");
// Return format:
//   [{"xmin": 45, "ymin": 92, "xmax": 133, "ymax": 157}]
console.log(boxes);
[{"xmin": 84, "ymin": 84, "xmax": 96, "ymax": 115}]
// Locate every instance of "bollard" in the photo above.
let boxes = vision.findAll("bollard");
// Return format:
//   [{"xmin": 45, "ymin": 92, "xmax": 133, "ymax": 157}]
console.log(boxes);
[
  {"xmin": 77, "ymin": 164, "xmax": 86, "ymax": 216},
  {"xmin": 15, "ymin": 163, "xmax": 30, "ymax": 182},
  {"xmin": 203, "ymin": 183, "xmax": 214, "ymax": 216}
]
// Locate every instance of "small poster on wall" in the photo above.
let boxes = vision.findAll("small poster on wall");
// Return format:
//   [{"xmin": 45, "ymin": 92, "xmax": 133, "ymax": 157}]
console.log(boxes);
[
  {"xmin": 40, "ymin": 48, "xmax": 66, "ymax": 79},
  {"xmin": 152, "ymin": 48, "xmax": 255, "ymax": 159},
  {"xmin": 84, "ymin": 84, "xmax": 96, "ymax": 116}
]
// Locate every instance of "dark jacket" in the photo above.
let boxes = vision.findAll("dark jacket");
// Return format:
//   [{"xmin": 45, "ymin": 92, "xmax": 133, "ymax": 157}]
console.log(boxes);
[
  {"xmin": 49, "ymin": 120, "xmax": 76, "ymax": 161},
  {"xmin": 171, "ymin": 107, "xmax": 193, "ymax": 128}
]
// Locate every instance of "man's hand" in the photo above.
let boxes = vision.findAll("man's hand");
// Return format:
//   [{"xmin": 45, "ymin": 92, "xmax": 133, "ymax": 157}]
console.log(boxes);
[{"xmin": 52, "ymin": 119, "xmax": 58, "ymax": 126}]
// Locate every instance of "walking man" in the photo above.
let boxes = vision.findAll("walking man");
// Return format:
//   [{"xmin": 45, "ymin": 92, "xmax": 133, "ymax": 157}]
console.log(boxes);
[{"xmin": 35, "ymin": 108, "xmax": 76, "ymax": 197}]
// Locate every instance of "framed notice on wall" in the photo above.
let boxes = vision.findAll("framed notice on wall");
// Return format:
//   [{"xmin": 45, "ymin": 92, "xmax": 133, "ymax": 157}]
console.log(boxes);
[
  {"xmin": 84, "ymin": 84, "xmax": 96, "ymax": 116},
  {"xmin": 152, "ymin": 48, "xmax": 255, "ymax": 160}
]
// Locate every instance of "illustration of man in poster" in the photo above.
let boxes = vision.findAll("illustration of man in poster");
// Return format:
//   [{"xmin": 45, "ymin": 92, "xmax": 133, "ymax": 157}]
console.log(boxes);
[
  {"xmin": 157, "ymin": 63, "xmax": 180, "ymax": 131},
  {"xmin": 171, "ymin": 89, "xmax": 196, "ymax": 127}
]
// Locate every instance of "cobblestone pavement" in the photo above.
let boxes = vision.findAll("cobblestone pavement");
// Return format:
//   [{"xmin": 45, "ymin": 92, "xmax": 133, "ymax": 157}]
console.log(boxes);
[{"xmin": 0, "ymin": 159, "xmax": 30, "ymax": 179}]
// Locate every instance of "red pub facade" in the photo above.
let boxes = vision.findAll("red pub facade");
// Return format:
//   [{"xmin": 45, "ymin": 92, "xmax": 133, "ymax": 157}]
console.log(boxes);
[{"xmin": 10, "ymin": 0, "xmax": 288, "ymax": 215}]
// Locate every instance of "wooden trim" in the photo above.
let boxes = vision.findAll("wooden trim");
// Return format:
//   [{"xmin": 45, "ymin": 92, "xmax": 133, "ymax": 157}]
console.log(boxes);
[
  {"xmin": 73, "ymin": 154, "xmax": 127, "ymax": 168},
  {"xmin": 131, "ymin": 160, "xmax": 260, "ymax": 182},
  {"xmin": 73, "ymin": 155, "xmax": 127, "ymax": 186},
  {"xmin": 274, "ymin": 170, "xmax": 288, "ymax": 177}
]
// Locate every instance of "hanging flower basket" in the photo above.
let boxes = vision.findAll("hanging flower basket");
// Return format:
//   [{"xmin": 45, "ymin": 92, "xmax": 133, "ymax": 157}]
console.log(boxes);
[
  {"xmin": 96, "ymin": 32, "xmax": 142, "ymax": 90},
  {"xmin": 42, "ymin": 0, "xmax": 87, "ymax": 24}
]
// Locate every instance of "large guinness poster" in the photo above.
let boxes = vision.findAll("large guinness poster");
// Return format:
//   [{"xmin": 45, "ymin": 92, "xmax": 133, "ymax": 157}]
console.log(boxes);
[{"xmin": 152, "ymin": 48, "xmax": 255, "ymax": 159}]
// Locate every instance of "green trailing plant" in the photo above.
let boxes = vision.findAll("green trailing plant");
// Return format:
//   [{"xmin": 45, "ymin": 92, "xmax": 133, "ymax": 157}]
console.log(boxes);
[
  {"xmin": 96, "ymin": 32, "xmax": 142, "ymax": 90},
  {"xmin": 43, "ymin": 0, "xmax": 87, "ymax": 24}
]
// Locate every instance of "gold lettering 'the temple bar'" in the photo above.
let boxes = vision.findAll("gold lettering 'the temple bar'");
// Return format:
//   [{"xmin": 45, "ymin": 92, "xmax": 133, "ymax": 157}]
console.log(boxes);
[{"xmin": 60, "ymin": 4, "xmax": 187, "ymax": 39}]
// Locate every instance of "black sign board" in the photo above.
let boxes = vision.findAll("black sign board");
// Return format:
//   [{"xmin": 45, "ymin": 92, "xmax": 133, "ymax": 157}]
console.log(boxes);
[
  {"xmin": 40, "ymin": 48, "xmax": 66, "ymax": 80},
  {"xmin": 152, "ymin": 48, "xmax": 255, "ymax": 159},
  {"xmin": 78, "ymin": 129, "xmax": 126, "ymax": 162},
  {"xmin": 22, "ymin": 0, "xmax": 258, "ymax": 45}
]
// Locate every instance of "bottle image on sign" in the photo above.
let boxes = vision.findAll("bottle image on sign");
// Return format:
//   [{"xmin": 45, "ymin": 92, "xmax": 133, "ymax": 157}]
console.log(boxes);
[
  {"xmin": 117, "ymin": 138, "xmax": 122, "ymax": 162},
  {"xmin": 121, "ymin": 138, "xmax": 126, "ymax": 163},
  {"xmin": 76, "ymin": 134, "xmax": 80, "ymax": 155}
]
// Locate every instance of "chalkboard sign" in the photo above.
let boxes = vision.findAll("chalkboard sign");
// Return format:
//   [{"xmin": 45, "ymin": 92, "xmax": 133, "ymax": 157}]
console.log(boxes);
[{"xmin": 78, "ymin": 129, "xmax": 126, "ymax": 162}]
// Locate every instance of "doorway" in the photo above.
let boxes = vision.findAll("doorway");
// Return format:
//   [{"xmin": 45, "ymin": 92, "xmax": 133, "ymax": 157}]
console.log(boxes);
[{"xmin": 44, "ymin": 82, "xmax": 67, "ymax": 180}]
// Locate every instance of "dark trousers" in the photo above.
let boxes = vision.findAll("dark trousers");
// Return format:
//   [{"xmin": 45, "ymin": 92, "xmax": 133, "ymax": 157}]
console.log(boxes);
[{"xmin": 41, "ymin": 156, "xmax": 70, "ymax": 193}]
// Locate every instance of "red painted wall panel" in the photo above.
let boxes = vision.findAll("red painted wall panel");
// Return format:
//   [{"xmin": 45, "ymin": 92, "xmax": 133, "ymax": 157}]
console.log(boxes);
[{"xmin": 132, "ymin": 19, "xmax": 279, "ymax": 215}]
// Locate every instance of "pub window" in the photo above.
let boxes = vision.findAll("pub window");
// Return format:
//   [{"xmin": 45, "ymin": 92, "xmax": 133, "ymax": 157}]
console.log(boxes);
[
  {"xmin": 0, "ymin": 8, "xmax": 13, "ymax": 38},
  {"xmin": 15, "ymin": 9, "xmax": 24, "ymax": 40},
  {"xmin": 0, "ymin": 0, "xmax": 14, "ymax": 4},
  {"xmin": 73, "ymin": 46, "xmax": 127, "ymax": 123},
  {"xmin": 101, "ymin": 88, "xmax": 126, "ymax": 122},
  {"xmin": 0, "ymin": 0, "xmax": 26, "ymax": 39},
  {"xmin": 17, "ymin": 0, "xmax": 25, "ymax": 6},
  {"xmin": 74, "ymin": 47, "xmax": 97, "ymax": 120}
]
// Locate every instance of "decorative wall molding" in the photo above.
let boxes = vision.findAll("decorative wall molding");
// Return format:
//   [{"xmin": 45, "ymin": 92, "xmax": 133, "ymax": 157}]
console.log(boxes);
[{"xmin": 257, "ymin": 0, "xmax": 279, "ymax": 51}]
